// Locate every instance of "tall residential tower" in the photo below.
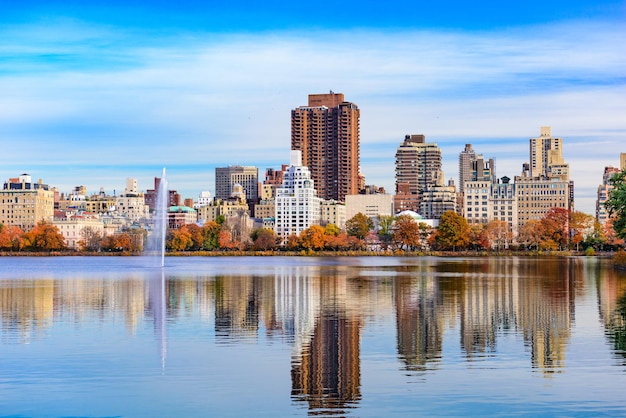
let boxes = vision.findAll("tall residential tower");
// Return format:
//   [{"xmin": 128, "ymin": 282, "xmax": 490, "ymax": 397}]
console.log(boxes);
[{"xmin": 291, "ymin": 92, "xmax": 360, "ymax": 202}]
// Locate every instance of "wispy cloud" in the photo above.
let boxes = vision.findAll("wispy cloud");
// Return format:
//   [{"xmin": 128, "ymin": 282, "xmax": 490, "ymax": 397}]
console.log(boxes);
[{"xmin": 0, "ymin": 19, "xmax": 624, "ymax": 213}]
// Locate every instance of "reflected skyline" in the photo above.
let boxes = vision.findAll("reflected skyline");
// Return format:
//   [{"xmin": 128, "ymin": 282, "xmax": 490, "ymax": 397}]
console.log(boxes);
[{"xmin": 1, "ymin": 256, "xmax": 626, "ymax": 415}]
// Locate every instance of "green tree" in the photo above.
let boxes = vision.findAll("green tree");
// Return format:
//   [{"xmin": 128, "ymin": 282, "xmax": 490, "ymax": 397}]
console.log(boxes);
[
  {"xmin": 377, "ymin": 215, "xmax": 395, "ymax": 250},
  {"xmin": 606, "ymin": 170, "xmax": 626, "ymax": 240},
  {"xmin": 345, "ymin": 213, "xmax": 374, "ymax": 240},
  {"xmin": 202, "ymin": 221, "xmax": 221, "ymax": 250},
  {"xmin": 434, "ymin": 211, "xmax": 470, "ymax": 251}
]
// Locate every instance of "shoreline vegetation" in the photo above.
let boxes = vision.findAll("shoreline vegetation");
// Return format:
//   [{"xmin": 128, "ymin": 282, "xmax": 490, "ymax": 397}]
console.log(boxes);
[
  {"xmin": 3, "ymin": 248, "xmax": 626, "ymax": 270},
  {"xmin": 0, "ymin": 249, "xmax": 620, "ymax": 259}
]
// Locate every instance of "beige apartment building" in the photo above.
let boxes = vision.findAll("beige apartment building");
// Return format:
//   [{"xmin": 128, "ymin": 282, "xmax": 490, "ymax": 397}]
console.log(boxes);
[
  {"xmin": 1, "ymin": 174, "xmax": 54, "ymax": 231},
  {"xmin": 291, "ymin": 92, "xmax": 360, "ymax": 202},
  {"xmin": 320, "ymin": 200, "xmax": 347, "ymax": 229}
]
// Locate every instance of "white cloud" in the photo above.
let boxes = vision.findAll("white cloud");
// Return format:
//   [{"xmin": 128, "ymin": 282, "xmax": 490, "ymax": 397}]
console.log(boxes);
[{"xmin": 0, "ymin": 20, "xmax": 624, "ymax": 214}]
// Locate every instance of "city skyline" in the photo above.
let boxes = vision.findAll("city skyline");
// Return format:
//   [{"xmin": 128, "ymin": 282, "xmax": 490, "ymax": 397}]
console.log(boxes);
[{"xmin": 1, "ymin": 1, "xmax": 625, "ymax": 214}]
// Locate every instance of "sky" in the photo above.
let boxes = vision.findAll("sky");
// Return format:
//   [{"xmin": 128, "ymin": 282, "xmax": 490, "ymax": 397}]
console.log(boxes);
[{"xmin": 1, "ymin": 1, "xmax": 625, "ymax": 214}]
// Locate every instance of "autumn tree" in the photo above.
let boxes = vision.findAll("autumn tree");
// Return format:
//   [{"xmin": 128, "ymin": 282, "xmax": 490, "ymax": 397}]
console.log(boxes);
[
  {"xmin": 570, "ymin": 211, "xmax": 594, "ymax": 251},
  {"xmin": 418, "ymin": 222, "xmax": 434, "ymax": 251},
  {"xmin": 251, "ymin": 228, "xmax": 277, "ymax": 251},
  {"xmin": 325, "ymin": 232, "xmax": 351, "ymax": 251},
  {"xmin": 100, "ymin": 230, "xmax": 143, "ymax": 252},
  {"xmin": 468, "ymin": 223, "xmax": 489, "ymax": 251},
  {"xmin": 606, "ymin": 170, "xmax": 626, "ymax": 240},
  {"xmin": 167, "ymin": 228, "xmax": 193, "ymax": 251},
  {"xmin": 285, "ymin": 234, "xmax": 301, "ymax": 251},
  {"xmin": 484, "ymin": 220, "xmax": 513, "ymax": 250},
  {"xmin": 434, "ymin": 211, "xmax": 470, "ymax": 251},
  {"xmin": 346, "ymin": 213, "xmax": 374, "ymax": 240},
  {"xmin": 23, "ymin": 221, "xmax": 66, "ymax": 251},
  {"xmin": 391, "ymin": 214, "xmax": 421, "ymax": 251},
  {"xmin": 0, "ymin": 224, "xmax": 25, "ymax": 251},
  {"xmin": 78, "ymin": 226, "xmax": 102, "ymax": 252},
  {"xmin": 183, "ymin": 224, "xmax": 205, "ymax": 250},
  {"xmin": 518, "ymin": 219, "xmax": 543, "ymax": 250},
  {"xmin": 540, "ymin": 208, "xmax": 570, "ymax": 250},
  {"xmin": 324, "ymin": 223, "xmax": 341, "ymax": 237},
  {"xmin": 300, "ymin": 225, "xmax": 326, "ymax": 251}
]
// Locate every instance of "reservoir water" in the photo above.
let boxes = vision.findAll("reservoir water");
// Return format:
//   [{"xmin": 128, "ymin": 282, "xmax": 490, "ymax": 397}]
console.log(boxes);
[{"xmin": 1, "ymin": 256, "xmax": 625, "ymax": 417}]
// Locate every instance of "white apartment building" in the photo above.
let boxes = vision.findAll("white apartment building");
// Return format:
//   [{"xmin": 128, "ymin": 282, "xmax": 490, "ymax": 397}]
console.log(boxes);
[{"xmin": 275, "ymin": 151, "xmax": 321, "ymax": 241}]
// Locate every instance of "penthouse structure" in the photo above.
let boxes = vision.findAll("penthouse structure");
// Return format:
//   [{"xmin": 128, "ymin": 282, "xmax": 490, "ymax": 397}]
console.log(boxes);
[{"xmin": 291, "ymin": 92, "xmax": 360, "ymax": 202}]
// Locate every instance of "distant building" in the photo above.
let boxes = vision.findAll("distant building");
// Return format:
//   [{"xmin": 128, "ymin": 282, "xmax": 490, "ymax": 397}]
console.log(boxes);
[
  {"xmin": 394, "ymin": 134, "xmax": 442, "ymax": 213},
  {"xmin": 194, "ymin": 191, "xmax": 212, "ymax": 209},
  {"xmin": 515, "ymin": 127, "xmax": 573, "ymax": 230},
  {"xmin": 458, "ymin": 144, "xmax": 496, "ymax": 191},
  {"xmin": 261, "ymin": 166, "xmax": 288, "ymax": 200},
  {"xmin": 215, "ymin": 166, "xmax": 258, "ymax": 203},
  {"xmin": 621, "ymin": 153, "xmax": 626, "ymax": 171},
  {"xmin": 53, "ymin": 214, "xmax": 105, "ymax": 250},
  {"xmin": 345, "ymin": 194, "xmax": 394, "ymax": 222},
  {"xmin": 0, "ymin": 174, "xmax": 54, "ymax": 231},
  {"xmin": 254, "ymin": 198, "xmax": 275, "ymax": 220},
  {"xmin": 275, "ymin": 150, "xmax": 321, "ymax": 241},
  {"xmin": 464, "ymin": 177, "xmax": 518, "ymax": 234},
  {"xmin": 167, "ymin": 206, "xmax": 197, "ymax": 229},
  {"xmin": 291, "ymin": 92, "xmax": 360, "ymax": 202},
  {"xmin": 596, "ymin": 166, "xmax": 620, "ymax": 225},
  {"xmin": 320, "ymin": 200, "xmax": 347, "ymax": 229},
  {"xmin": 418, "ymin": 173, "xmax": 457, "ymax": 220},
  {"xmin": 115, "ymin": 178, "xmax": 149, "ymax": 221},
  {"xmin": 145, "ymin": 177, "xmax": 181, "ymax": 211}
]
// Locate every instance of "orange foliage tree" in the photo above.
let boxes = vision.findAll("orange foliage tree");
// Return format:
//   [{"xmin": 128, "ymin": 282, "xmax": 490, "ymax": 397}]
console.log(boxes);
[
  {"xmin": 300, "ymin": 225, "xmax": 326, "ymax": 250},
  {"xmin": 0, "ymin": 225, "xmax": 25, "ymax": 251},
  {"xmin": 23, "ymin": 221, "xmax": 66, "ymax": 251},
  {"xmin": 391, "ymin": 214, "xmax": 421, "ymax": 251}
]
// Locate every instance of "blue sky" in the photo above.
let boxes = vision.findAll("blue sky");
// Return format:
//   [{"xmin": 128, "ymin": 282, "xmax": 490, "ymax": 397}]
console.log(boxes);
[{"xmin": 1, "ymin": 1, "xmax": 625, "ymax": 213}]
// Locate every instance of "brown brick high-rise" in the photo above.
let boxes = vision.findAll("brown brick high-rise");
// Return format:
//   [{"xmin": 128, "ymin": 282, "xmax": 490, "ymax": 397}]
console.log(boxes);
[{"xmin": 291, "ymin": 93, "xmax": 360, "ymax": 202}]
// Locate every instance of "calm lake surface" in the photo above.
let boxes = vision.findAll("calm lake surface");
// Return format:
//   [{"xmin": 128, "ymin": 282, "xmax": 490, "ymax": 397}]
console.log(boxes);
[{"xmin": 1, "ymin": 256, "xmax": 625, "ymax": 417}]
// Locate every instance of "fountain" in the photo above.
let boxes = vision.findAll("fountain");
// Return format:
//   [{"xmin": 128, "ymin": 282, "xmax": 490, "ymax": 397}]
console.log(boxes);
[{"xmin": 146, "ymin": 168, "xmax": 168, "ymax": 267}]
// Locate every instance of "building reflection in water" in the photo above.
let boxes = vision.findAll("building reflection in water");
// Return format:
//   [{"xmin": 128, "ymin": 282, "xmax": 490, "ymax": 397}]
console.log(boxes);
[
  {"xmin": 1, "ymin": 257, "xmax": 626, "ymax": 400},
  {"xmin": 596, "ymin": 263, "xmax": 626, "ymax": 365},
  {"xmin": 290, "ymin": 274, "xmax": 362, "ymax": 416}
]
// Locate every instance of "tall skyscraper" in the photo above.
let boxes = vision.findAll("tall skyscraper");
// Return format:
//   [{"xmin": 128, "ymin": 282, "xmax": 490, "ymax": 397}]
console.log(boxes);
[
  {"xmin": 215, "ymin": 166, "xmax": 259, "ymax": 203},
  {"xmin": 291, "ymin": 92, "xmax": 360, "ymax": 202}
]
